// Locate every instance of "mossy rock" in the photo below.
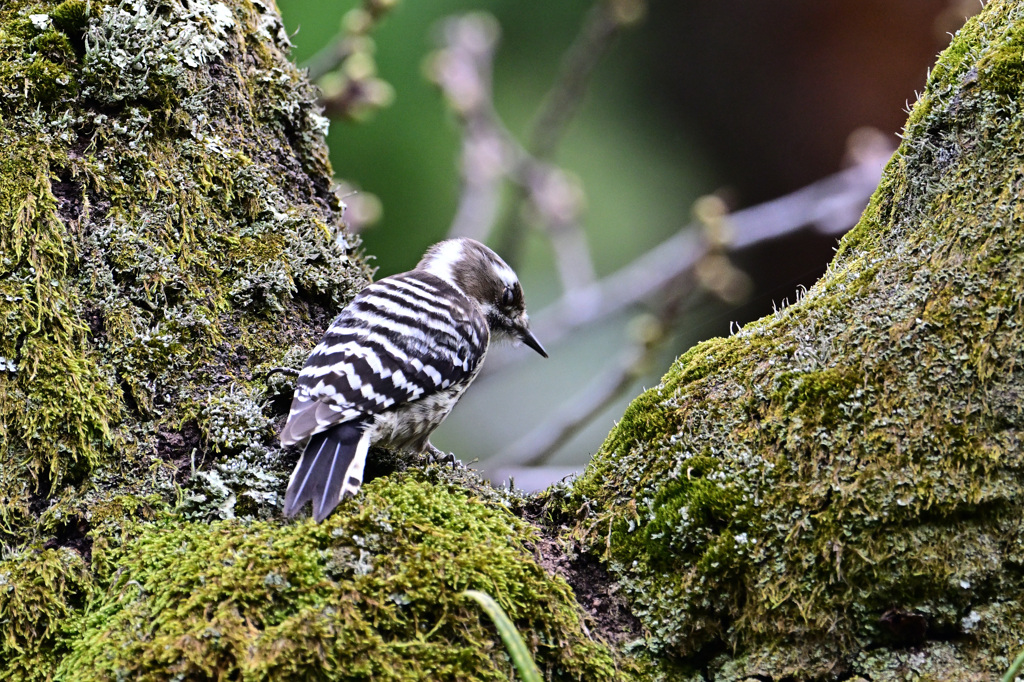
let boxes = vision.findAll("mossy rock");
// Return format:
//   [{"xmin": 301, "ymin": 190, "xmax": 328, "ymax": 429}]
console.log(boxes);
[
  {"xmin": 54, "ymin": 471, "xmax": 618, "ymax": 681},
  {"xmin": 571, "ymin": 0, "xmax": 1024, "ymax": 678}
]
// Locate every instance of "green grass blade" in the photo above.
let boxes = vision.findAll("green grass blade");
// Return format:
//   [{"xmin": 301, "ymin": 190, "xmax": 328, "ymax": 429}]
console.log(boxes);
[
  {"xmin": 462, "ymin": 589, "xmax": 542, "ymax": 682},
  {"xmin": 1003, "ymin": 649, "xmax": 1024, "ymax": 682}
]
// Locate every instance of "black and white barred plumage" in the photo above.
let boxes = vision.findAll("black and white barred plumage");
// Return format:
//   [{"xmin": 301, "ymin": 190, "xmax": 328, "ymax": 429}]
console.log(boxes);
[{"xmin": 281, "ymin": 238, "xmax": 547, "ymax": 522}]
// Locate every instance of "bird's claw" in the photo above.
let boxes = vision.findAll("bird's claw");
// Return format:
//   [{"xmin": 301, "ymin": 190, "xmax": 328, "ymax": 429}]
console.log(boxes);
[{"xmin": 424, "ymin": 444, "xmax": 464, "ymax": 468}]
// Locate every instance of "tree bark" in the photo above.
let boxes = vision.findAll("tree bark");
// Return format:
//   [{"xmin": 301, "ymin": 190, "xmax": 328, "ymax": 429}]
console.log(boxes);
[
  {"xmin": 571, "ymin": 0, "xmax": 1024, "ymax": 678},
  {"xmin": 1, "ymin": 0, "xmax": 1023, "ymax": 680},
  {"xmin": 0, "ymin": 2, "xmax": 616, "ymax": 680}
]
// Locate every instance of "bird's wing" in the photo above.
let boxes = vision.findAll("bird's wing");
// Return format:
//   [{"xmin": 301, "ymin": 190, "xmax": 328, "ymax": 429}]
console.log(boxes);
[{"xmin": 279, "ymin": 272, "xmax": 489, "ymax": 446}]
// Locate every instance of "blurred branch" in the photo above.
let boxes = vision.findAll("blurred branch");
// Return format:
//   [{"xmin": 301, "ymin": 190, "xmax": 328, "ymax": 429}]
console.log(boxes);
[
  {"xmin": 483, "ymin": 144, "xmax": 891, "ymax": 375},
  {"xmin": 428, "ymin": 13, "xmax": 600, "ymax": 292},
  {"xmin": 305, "ymin": 0, "xmax": 398, "ymax": 120},
  {"xmin": 481, "ymin": 144, "xmax": 890, "ymax": 472},
  {"xmin": 529, "ymin": 0, "xmax": 646, "ymax": 159},
  {"xmin": 427, "ymin": 14, "xmax": 504, "ymax": 242},
  {"xmin": 429, "ymin": 4, "xmax": 646, "ymax": 282},
  {"xmin": 502, "ymin": 0, "xmax": 647, "ymax": 267}
]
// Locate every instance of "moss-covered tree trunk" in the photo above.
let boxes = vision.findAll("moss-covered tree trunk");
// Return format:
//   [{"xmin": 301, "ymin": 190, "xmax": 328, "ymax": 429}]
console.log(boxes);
[
  {"xmin": 2, "ymin": 0, "xmax": 1024, "ymax": 680},
  {"xmin": 0, "ymin": 2, "xmax": 618, "ymax": 680},
  {"xmin": 569, "ymin": 1, "xmax": 1024, "ymax": 678}
]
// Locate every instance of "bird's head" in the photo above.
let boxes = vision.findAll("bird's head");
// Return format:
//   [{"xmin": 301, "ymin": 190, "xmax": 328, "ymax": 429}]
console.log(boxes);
[{"xmin": 417, "ymin": 238, "xmax": 548, "ymax": 357}]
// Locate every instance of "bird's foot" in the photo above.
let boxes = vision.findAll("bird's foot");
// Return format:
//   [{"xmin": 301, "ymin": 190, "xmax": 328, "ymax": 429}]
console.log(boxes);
[{"xmin": 424, "ymin": 443, "xmax": 464, "ymax": 468}]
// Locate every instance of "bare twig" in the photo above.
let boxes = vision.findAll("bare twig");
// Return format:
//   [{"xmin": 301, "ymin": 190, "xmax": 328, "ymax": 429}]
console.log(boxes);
[
  {"xmin": 304, "ymin": 35, "xmax": 356, "ymax": 83},
  {"xmin": 304, "ymin": 0, "xmax": 398, "ymax": 80},
  {"xmin": 430, "ymin": 13, "xmax": 599, "ymax": 292},
  {"xmin": 525, "ymin": 167, "xmax": 595, "ymax": 292},
  {"xmin": 482, "ymin": 146, "xmax": 891, "ymax": 375},
  {"xmin": 304, "ymin": 1, "xmax": 398, "ymax": 120},
  {"xmin": 501, "ymin": 0, "xmax": 646, "ymax": 267},
  {"xmin": 479, "ymin": 147, "xmax": 889, "ymax": 473},
  {"xmin": 430, "ymin": 14, "xmax": 506, "ymax": 241},
  {"xmin": 429, "ymin": 5, "xmax": 633, "ymax": 284}
]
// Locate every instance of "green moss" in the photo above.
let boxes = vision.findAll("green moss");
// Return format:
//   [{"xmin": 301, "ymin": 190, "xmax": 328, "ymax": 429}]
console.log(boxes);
[
  {"xmin": 569, "ymin": 0, "xmax": 1024, "ymax": 677},
  {"xmin": 601, "ymin": 390, "xmax": 672, "ymax": 461},
  {"xmin": 772, "ymin": 366, "xmax": 861, "ymax": 426},
  {"xmin": 0, "ymin": 145, "xmax": 119, "ymax": 490},
  {"xmin": 0, "ymin": 0, "xmax": 368, "ymax": 582},
  {"xmin": 50, "ymin": 0, "xmax": 94, "ymax": 36},
  {"xmin": 59, "ymin": 473, "xmax": 619, "ymax": 681},
  {"xmin": 835, "ymin": 153, "xmax": 905, "ymax": 258},
  {"xmin": 30, "ymin": 29, "xmax": 74, "ymax": 61},
  {"xmin": 976, "ymin": 22, "xmax": 1024, "ymax": 96},
  {"xmin": 0, "ymin": 9, "xmax": 77, "ymax": 105},
  {"xmin": 0, "ymin": 547, "xmax": 92, "ymax": 682},
  {"xmin": 14, "ymin": 336, "xmax": 120, "ymax": 481}
]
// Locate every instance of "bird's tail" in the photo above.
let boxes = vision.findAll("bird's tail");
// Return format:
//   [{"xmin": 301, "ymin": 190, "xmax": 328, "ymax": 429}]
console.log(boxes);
[{"xmin": 283, "ymin": 422, "xmax": 370, "ymax": 522}]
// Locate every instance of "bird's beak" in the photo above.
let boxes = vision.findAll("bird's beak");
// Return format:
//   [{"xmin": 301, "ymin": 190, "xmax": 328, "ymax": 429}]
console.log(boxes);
[{"xmin": 517, "ymin": 324, "xmax": 548, "ymax": 358}]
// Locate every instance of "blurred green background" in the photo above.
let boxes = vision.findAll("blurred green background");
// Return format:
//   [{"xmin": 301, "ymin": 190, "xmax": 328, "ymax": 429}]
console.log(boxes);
[
  {"xmin": 273, "ymin": 0, "xmax": 975, "ymax": 486},
  {"xmin": 279, "ymin": 0, "xmax": 706, "ymax": 276}
]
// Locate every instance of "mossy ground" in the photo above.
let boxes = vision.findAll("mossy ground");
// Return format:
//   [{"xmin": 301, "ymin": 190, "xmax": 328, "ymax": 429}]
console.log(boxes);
[
  {"xmin": 1, "ymin": 1, "xmax": 627, "ymax": 679},
  {"xmin": 571, "ymin": 0, "xmax": 1024, "ymax": 679},
  {"xmin": 52, "ymin": 469, "xmax": 620, "ymax": 681}
]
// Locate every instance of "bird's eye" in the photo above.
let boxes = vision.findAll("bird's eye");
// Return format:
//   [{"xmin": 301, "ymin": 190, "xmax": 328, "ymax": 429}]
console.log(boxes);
[{"xmin": 501, "ymin": 286, "xmax": 514, "ymax": 307}]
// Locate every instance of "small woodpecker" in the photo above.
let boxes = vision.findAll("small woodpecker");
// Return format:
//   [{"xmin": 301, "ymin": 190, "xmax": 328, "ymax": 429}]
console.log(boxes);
[{"xmin": 280, "ymin": 237, "xmax": 547, "ymax": 522}]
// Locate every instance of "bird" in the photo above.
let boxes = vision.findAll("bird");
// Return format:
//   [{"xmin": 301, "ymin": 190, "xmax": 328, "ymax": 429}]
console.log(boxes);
[{"xmin": 280, "ymin": 237, "xmax": 547, "ymax": 522}]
